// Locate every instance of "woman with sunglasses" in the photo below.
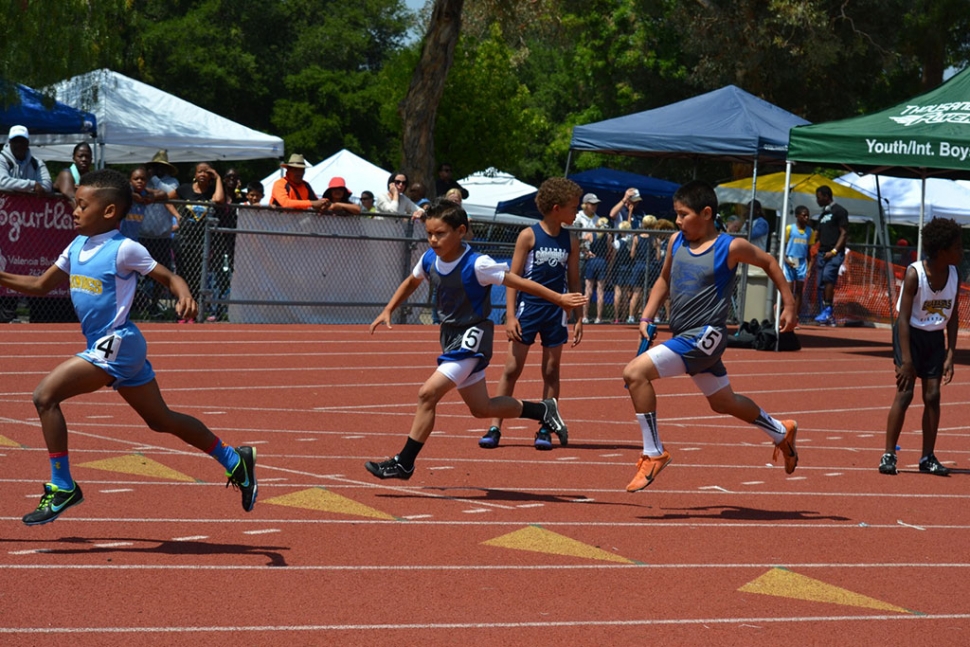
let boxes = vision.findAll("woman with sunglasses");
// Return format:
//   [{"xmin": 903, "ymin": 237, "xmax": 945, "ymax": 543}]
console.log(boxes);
[{"xmin": 377, "ymin": 171, "xmax": 423, "ymax": 219}]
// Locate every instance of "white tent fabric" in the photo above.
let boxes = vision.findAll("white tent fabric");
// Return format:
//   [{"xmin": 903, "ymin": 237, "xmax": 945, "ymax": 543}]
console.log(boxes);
[
  {"xmin": 458, "ymin": 169, "xmax": 536, "ymax": 220},
  {"xmin": 258, "ymin": 149, "xmax": 389, "ymax": 205},
  {"xmin": 834, "ymin": 173, "xmax": 970, "ymax": 225},
  {"xmin": 30, "ymin": 69, "xmax": 283, "ymax": 163}
]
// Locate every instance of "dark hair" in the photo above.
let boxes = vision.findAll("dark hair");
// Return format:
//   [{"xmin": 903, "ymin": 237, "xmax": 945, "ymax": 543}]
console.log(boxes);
[
  {"xmin": 78, "ymin": 168, "xmax": 132, "ymax": 217},
  {"xmin": 72, "ymin": 142, "xmax": 92, "ymax": 155},
  {"xmin": 246, "ymin": 181, "xmax": 263, "ymax": 194},
  {"xmin": 673, "ymin": 180, "xmax": 718, "ymax": 216},
  {"xmin": 422, "ymin": 198, "xmax": 468, "ymax": 230},
  {"xmin": 794, "ymin": 205, "xmax": 810, "ymax": 217},
  {"xmin": 816, "ymin": 185, "xmax": 833, "ymax": 199},
  {"xmin": 922, "ymin": 217, "xmax": 962, "ymax": 259},
  {"xmin": 130, "ymin": 165, "xmax": 148, "ymax": 178},
  {"xmin": 535, "ymin": 177, "xmax": 582, "ymax": 215},
  {"xmin": 388, "ymin": 171, "xmax": 409, "ymax": 187},
  {"xmin": 360, "ymin": 190, "xmax": 374, "ymax": 200},
  {"xmin": 437, "ymin": 162, "xmax": 453, "ymax": 172}
]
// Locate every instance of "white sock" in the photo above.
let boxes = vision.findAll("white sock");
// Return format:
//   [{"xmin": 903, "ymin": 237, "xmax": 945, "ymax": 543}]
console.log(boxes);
[
  {"xmin": 752, "ymin": 408, "xmax": 786, "ymax": 443},
  {"xmin": 636, "ymin": 412, "xmax": 664, "ymax": 456}
]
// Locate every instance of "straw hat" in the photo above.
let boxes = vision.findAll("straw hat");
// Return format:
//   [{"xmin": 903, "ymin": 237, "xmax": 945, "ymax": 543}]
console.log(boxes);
[
  {"xmin": 148, "ymin": 150, "xmax": 178, "ymax": 176},
  {"xmin": 282, "ymin": 154, "xmax": 309, "ymax": 169}
]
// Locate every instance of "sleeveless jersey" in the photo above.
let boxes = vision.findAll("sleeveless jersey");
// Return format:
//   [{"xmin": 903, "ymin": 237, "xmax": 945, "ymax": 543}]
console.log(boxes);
[
  {"xmin": 67, "ymin": 232, "xmax": 140, "ymax": 344},
  {"xmin": 589, "ymin": 230, "xmax": 609, "ymax": 258},
  {"xmin": 785, "ymin": 224, "xmax": 814, "ymax": 260},
  {"xmin": 896, "ymin": 261, "xmax": 957, "ymax": 332},
  {"xmin": 421, "ymin": 245, "xmax": 496, "ymax": 370},
  {"xmin": 518, "ymin": 223, "xmax": 570, "ymax": 308},
  {"xmin": 668, "ymin": 233, "xmax": 736, "ymax": 335}
]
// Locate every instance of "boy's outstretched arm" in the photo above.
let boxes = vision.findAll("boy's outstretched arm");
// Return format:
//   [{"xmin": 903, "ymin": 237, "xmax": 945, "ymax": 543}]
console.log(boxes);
[
  {"xmin": 370, "ymin": 275, "xmax": 423, "ymax": 333},
  {"xmin": 0, "ymin": 264, "xmax": 67, "ymax": 296},
  {"xmin": 148, "ymin": 263, "xmax": 199, "ymax": 322},
  {"xmin": 729, "ymin": 237, "xmax": 797, "ymax": 332},
  {"xmin": 504, "ymin": 272, "xmax": 586, "ymax": 310}
]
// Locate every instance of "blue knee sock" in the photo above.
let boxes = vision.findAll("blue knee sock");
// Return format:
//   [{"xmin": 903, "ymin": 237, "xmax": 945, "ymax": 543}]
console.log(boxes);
[
  {"xmin": 49, "ymin": 452, "xmax": 74, "ymax": 490},
  {"xmin": 206, "ymin": 438, "xmax": 240, "ymax": 473}
]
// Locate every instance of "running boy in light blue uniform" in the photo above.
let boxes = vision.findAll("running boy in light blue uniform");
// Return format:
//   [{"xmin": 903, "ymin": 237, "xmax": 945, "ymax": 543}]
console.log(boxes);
[
  {"xmin": 783, "ymin": 205, "xmax": 815, "ymax": 324},
  {"xmin": 622, "ymin": 180, "xmax": 799, "ymax": 492},
  {"xmin": 481, "ymin": 177, "xmax": 583, "ymax": 450},
  {"xmin": 0, "ymin": 169, "xmax": 256, "ymax": 525},
  {"xmin": 365, "ymin": 199, "xmax": 587, "ymax": 480}
]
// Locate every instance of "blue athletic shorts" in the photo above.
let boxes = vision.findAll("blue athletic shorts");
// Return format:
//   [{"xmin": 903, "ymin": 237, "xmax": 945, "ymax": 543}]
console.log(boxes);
[
  {"xmin": 77, "ymin": 325, "xmax": 156, "ymax": 389},
  {"xmin": 661, "ymin": 325, "xmax": 728, "ymax": 376},
  {"xmin": 585, "ymin": 257, "xmax": 607, "ymax": 282},
  {"xmin": 516, "ymin": 302, "xmax": 568, "ymax": 347},
  {"xmin": 817, "ymin": 252, "xmax": 843, "ymax": 287}
]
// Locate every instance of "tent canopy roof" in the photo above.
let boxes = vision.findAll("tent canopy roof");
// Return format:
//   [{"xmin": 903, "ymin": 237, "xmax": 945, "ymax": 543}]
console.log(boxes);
[
  {"xmin": 788, "ymin": 68, "xmax": 970, "ymax": 180},
  {"xmin": 258, "ymin": 148, "xmax": 390, "ymax": 205},
  {"xmin": 835, "ymin": 172, "xmax": 970, "ymax": 224},
  {"xmin": 457, "ymin": 168, "xmax": 536, "ymax": 221},
  {"xmin": 30, "ymin": 69, "xmax": 283, "ymax": 163},
  {"xmin": 570, "ymin": 85, "xmax": 810, "ymax": 162},
  {"xmin": 716, "ymin": 172, "xmax": 880, "ymax": 222},
  {"xmin": 0, "ymin": 82, "xmax": 96, "ymax": 136}
]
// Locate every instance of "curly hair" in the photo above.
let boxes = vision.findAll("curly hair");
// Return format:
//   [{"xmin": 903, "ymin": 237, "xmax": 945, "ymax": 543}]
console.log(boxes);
[
  {"xmin": 534, "ymin": 177, "xmax": 582, "ymax": 216},
  {"xmin": 922, "ymin": 217, "xmax": 962, "ymax": 259}
]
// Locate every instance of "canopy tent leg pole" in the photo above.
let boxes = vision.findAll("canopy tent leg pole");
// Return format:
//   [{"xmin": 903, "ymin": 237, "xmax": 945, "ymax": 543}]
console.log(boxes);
[
  {"xmin": 563, "ymin": 150, "xmax": 573, "ymax": 177},
  {"xmin": 736, "ymin": 159, "xmax": 760, "ymax": 325},
  {"xmin": 773, "ymin": 162, "xmax": 794, "ymax": 351},
  {"xmin": 875, "ymin": 177, "xmax": 896, "ymax": 324},
  {"xmin": 916, "ymin": 177, "xmax": 927, "ymax": 260}
]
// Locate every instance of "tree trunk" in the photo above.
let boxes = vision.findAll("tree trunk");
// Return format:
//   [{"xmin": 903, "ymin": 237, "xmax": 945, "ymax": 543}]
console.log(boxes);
[{"xmin": 399, "ymin": 0, "xmax": 464, "ymax": 198}]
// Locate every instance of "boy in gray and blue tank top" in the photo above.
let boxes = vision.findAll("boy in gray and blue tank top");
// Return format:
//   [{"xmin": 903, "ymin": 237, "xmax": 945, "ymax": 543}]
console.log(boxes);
[{"xmin": 621, "ymin": 180, "xmax": 800, "ymax": 492}]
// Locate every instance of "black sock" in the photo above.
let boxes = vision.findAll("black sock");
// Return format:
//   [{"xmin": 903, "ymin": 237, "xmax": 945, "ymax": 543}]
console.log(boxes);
[
  {"xmin": 397, "ymin": 437, "xmax": 424, "ymax": 470},
  {"xmin": 520, "ymin": 401, "xmax": 545, "ymax": 421}
]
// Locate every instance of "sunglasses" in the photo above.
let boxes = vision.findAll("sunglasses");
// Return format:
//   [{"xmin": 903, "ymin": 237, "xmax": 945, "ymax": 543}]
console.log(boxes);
[{"xmin": 393, "ymin": 179, "xmax": 408, "ymax": 185}]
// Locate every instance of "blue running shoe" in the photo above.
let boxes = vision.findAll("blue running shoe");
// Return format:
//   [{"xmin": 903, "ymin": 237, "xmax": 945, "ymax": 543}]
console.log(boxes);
[
  {"xmin": 534, "ymin": 428, "xmax": 553, "ymax": 451},
  {"xmin": 479, "ymin": 427, "xmax": 501, "ymax": 449}
]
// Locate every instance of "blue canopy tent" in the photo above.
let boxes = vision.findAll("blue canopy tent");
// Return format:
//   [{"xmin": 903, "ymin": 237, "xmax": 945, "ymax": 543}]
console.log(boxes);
[
  {"xmin": 496, "ymin": 168, "xmax": 680, "ymax": 220},
  {"xmin": 0, "ymin": 82, "xmax": 96, "ymax": 135}
]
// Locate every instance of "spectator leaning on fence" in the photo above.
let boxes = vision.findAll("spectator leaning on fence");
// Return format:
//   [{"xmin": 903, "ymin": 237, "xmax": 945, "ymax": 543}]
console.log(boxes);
[
  {"xmin": 377, "ymin": 171, "xmax": 424, "ymax": 219},
  {"xmin": 54, "ymin": 142, "xmax": 93, "ymax": 200},
  {"xmin": 0, "ymin": 125, "xmax": 52, "ymax": 195},
  {"xmin": 270, "ymin": 154, "xmax": 328, "ymax": 211},
  {"xmin": 321, "ymin": 176, "xmax": 362, "ymax": 216}
]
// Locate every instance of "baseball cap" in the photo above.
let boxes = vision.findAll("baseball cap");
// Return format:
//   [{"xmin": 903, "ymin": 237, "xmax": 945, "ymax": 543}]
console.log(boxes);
[
  {"xmin": 7, "ymin": 125, "xmax": 29, "ymax": 141},
  {"xmin": 629, "ymin": 189, "xmax": 642, "ymax": 202},
  {"xmin": 582, "ymin": 193, "xmax": 601, "ymax": 204}
]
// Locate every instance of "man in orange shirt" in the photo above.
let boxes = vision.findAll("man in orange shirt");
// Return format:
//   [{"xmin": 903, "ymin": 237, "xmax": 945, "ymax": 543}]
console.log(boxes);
[{"xmin": 270, "ymin": 154, "xmax": 328, "ymax": 211}]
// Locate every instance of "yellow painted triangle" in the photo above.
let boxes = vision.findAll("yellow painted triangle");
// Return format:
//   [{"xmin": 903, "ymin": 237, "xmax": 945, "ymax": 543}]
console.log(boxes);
[
  {"xmin": 0, "ymin": 434, "xmax": 21, "ymax": 447},
  {"xmin": 482, "ymin": 525, "xmax": 633, "ymax": 563},
  {"xmin": 261, "ymin": 487, "xmax": 396, "ymax": 520},
  {"xmin": 739, "ymin": 568, "xmax": 915, "ymax": 614},
  {"xmin": 78, "ymin": 454, "xmax": 197, "ymax": 482}
]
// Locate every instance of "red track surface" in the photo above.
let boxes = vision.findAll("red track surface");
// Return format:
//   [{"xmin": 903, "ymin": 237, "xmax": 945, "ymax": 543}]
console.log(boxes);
[{"xmin": 2, "ymin": 323, "xmax": 970, "ymax": 646}]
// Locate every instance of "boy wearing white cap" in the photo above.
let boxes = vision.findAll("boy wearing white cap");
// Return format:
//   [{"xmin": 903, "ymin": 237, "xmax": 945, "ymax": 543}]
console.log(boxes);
[{"xmin": 0, "ymin": 125, "xmax": 52, "ymax": 195}]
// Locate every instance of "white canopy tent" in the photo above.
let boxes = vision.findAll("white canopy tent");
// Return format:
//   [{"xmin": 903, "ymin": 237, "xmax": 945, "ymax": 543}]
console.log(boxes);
[
  {"xmin": 834, "ymin": 172, "xmax": 970, "ymax": 225},
  {"xmin": 30, "ymin": 69, "xmax": 283, "ymax": 164},
  {"xmin": 459, "ymin": 168, "xmax": 537, "ymax": 226},
  {"xmin": 258, "ymin": 149, "xmax": 389, "ymax": 205}
]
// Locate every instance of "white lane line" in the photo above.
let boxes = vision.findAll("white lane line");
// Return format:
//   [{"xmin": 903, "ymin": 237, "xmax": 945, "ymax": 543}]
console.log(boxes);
[
  {"xmin": 463, "ymin": 509, "xmax": 490, "ymax": 514},
  {"xmin": 401, "ymin": 514, "xmax": 432, "ymax": 520},
  {"xmin": 516, "ymin": 503, "xmax": 544, "ymax": 509},
  {"xmin": 741, "ymin": 481, "xmax": 764, "ymax": 486},
  {"xmin": 897, "ymin": 519, "xmax": 926, "ymax": 531},
  {"xmin": 242, "ymin": 529, "xmax": 281, "ymax": 535},
  {"xmin": 92, "ymin": 542, "xmax": 134, "ymax": 548},
  {"xmin": 2, "ymin": 613, "xmax": 970, "ymax": 634},
  {"xmin": 99, "ymin": 488, "xmax": 134, "ymax": 494},
  {"xmin": 172, "ymin": 535, "xmax": 209, "ymax": 542}
]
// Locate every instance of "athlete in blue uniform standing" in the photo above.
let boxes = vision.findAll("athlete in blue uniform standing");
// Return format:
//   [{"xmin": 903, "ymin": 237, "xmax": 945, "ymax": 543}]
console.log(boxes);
[
  {"xmin": 0, "ymin": 169, "xmax": 256, "ymax": 525},
  {"xmin": 622, "ymin": 180, "xmax": 799, "ymax": 492},
  {"xmin": 480, "ymin": 177, "xmax": 583, "ymax": 450},
  {"xmin": 366, "ymin": 198, "xmax": 587, "ymax": 480}
]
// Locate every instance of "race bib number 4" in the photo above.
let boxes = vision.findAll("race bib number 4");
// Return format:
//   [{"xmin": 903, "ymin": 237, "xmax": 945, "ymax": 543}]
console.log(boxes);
[
  {"xmin": 695, "ymin": 326, "xmax": 722, "ymax": 356},
  {"xmin": 461, "ymin": 327, "xmax": 484, "ymax": 353},
  {"xmin": 93, "ymin": 333, "xmax": 123, "ymax": 362}
]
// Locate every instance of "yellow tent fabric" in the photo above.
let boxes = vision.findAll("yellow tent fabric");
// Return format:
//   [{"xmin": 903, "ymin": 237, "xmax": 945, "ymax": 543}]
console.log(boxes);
[{"xmin": 715, "ymin": 172, "xmax": 879, "ymax": 222}]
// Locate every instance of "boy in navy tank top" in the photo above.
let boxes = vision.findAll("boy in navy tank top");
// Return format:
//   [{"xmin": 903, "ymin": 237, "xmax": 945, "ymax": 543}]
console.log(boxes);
[
  {"xmin": 365, "ymin": 199, "xmax": 587, "ymax": 480},
  {"xmin": 881, "ymin": 217, "xmax": 962, "ymax": 476},
  {"xmin": 622, "ymin": 181, "xmax": 799, "ymax": 491},
  {"xmin": 480, "ymin": 177, "xmax": 584, "ymax": 450},
  {"xmin": 0, "ymin": 169, "xmax": 257, "ymax": 525}
]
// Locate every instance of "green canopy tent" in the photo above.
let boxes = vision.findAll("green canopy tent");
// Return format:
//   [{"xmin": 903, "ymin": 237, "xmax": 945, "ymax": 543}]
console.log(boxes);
[
  {"xmin": 787, "ymin": 67, "xmax": 970, "ymax": 258},
  {"xmin": 777, "ymin": 68, "xmax": 970, "ymax": 337}
]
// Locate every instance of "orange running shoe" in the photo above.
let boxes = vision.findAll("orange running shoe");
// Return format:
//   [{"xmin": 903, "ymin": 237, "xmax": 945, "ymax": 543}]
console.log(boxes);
[
  {"xmin": 773, "ymin": 420, "xmax": 798, "ymax": 474},
  {"xmin": 625, "ymin": 451, "xmax": 672, "ymax": 492}
]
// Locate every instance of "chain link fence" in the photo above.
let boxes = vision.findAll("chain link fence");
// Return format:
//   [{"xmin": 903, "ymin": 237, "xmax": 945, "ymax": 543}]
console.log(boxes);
[{"xmin": 3, "ymin": 191, "xmax": 767, "ymax": 327}]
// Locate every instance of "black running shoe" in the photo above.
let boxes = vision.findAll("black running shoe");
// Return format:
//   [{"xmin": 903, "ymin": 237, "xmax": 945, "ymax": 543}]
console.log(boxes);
[
  {"xmin": 878, "ymin": 452, "xmax": 898, "ymax": 475},
  {"xmin": 22, "ymin": 482, "xmax": 84, "ymax": 526},
  {"xmin": 226, "ymin": 446, "xmax": 258, "ymax": 512},
  {"xmin": 919, "ymin": 454, "xmax": 950, "ymax": 476},
  {"xmin": 365, "ymin": 456, "xmax": 414, "ymax": 480},
  {"xmin": 534, "ymin": 428, "xmax": 553, "ymax": 451},
  {"xmin": 479, "ymin": 427, "xmax": 501, "ymax": 449},
  {"xmin": 541, "ymin": 398, "xmax": 568, "ymax": 446}
]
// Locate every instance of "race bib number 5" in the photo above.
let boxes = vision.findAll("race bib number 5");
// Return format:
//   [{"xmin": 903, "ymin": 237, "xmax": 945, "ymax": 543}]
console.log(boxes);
[
  {"xmin": 461, "ymin": 327, "xmax": 484, "ymax": 353},
  {"xmin": 93, "ymin": 333, "xmax": 123, "ymax": 362},
  {"xmin": 695, "ymin": 326, "xmax": 722, "ymax": 356}
]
